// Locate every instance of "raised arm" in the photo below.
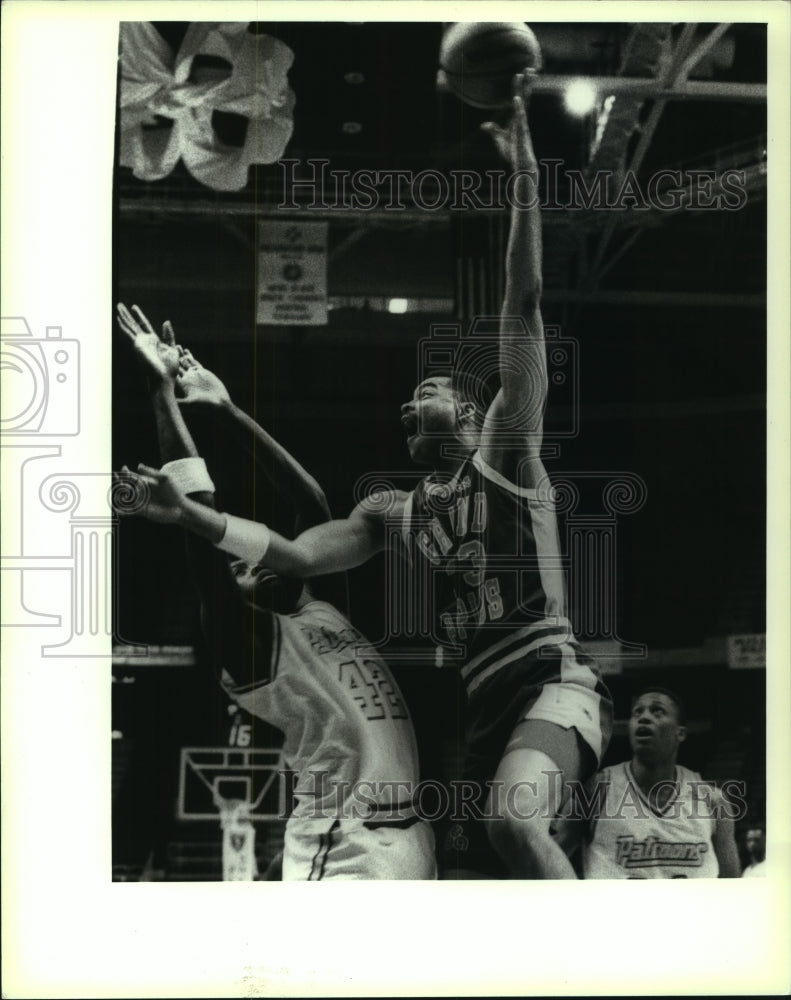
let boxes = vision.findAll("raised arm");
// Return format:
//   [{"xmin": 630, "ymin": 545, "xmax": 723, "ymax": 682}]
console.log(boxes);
[
  {"xmin": 479, "ymin": 73, "xmax": 548, "ymax": 484},
  {"xmin": 118, "ymin": 308, "xmax": 394, "ymax": 588},
  {"xmin": 176, "ymin": 351, "xmax": 331, "ymax": 533},
  {"xmin": 116, "ymin": 304, "xmax": 206, "ymax": 476},
  {"xmin": 116, "ymin": 303, "xmax": 270, "ymax": 684},
  {"xmin": 174, "ymin": 348, "xmax": 349, "ymax": 608}
]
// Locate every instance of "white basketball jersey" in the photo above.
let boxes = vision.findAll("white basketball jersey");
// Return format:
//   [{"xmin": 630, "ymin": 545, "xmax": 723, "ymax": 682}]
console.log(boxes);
[
  {"xmin": 582, "ymin": 762, "xmax": 720, "ymax": 879},
  {"xmin": 223, "ymin": 601, "xmax": 421, "ymax": 824}
]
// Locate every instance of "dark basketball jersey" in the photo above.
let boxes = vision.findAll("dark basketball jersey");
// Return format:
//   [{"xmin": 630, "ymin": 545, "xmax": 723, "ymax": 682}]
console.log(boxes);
[
  {"xmin": 401, "ymin": 449, "xmax": 575, "ymax": 695},
  {"xmin": 401, "ymin": 451, "xmax": 613, "ymax": 875}
]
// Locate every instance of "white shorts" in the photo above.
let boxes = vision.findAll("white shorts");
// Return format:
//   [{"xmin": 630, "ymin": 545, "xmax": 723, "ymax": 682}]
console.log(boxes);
[
  {"xmin": 520, "ymin": 680, "xmax": 608, "ymax": 763},
  {"xmin": 283, "ymin": 817, "xmax": 437, "ymax": 881}
]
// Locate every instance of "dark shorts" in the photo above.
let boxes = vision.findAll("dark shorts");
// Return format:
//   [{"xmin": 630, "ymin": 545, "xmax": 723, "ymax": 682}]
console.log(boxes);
[{"xmin": 440, "ymin": 642, "xmax": 614, "ymax": 877}]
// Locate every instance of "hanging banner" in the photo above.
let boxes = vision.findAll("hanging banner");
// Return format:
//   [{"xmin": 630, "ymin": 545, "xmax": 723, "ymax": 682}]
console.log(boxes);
[
  {"xmin": 220, "ymin": 800, "xmax": 258, "ymax": 881},
  {"xmin": 257, "ymin": 220, "xmax": 328, "ymax": 325}
]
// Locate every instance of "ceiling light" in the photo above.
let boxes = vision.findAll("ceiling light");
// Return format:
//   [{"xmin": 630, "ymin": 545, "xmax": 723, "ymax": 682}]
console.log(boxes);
[
  {"xmin": 387, "ymin": 298, "xmax": 408, "ymax": 314},
  {"xmin": 564, "ymin": 80, "xmax": 597, "ymax": 116}
]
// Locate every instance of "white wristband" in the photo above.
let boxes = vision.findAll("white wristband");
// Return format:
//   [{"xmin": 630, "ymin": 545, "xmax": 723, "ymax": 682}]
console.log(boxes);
[
  {"xmin": 216, "ymin": 513, "xmax": 271, "ymax": 565},
  {"xmin": 161, "ymin": 457, "xmax": 215, "ymax": 496}
]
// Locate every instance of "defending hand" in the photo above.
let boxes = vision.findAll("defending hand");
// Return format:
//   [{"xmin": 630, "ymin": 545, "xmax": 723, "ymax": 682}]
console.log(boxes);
[
  {"xmin": 117, "ymin": 463, "xmax": 185, "ymax": 525},
  {"xmin": 176, "ymin": 348, "xmax": 232, "ymax": 407},
  {"xmin": 117, "ymin": 303, "xmax": 181, "ymax": 382}
]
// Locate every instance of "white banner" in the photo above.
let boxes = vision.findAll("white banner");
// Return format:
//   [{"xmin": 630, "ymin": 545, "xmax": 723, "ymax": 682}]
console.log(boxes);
[
  {"xmin": 726, "ymin": 633, "xmax": 766, "ymax": 669},
  {"xmin": 220, "ymin": 802, "xmax": 258, "ymax": 881},
  {"xmin": 257, "ymin": 220, "xmax": 328, "ymax": 325}
]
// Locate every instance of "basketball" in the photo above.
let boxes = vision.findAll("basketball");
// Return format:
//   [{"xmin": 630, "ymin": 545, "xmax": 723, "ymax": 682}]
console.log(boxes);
[{"xmin": 437, "ymin": 22, "xmax": 543, "ymax": 109}]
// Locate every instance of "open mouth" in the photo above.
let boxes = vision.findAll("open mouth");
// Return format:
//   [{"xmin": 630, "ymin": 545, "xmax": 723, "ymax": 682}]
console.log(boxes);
[
  {"xmin": 401, "ymin": 414, "xmax": 418, "ymax": 438},
  {"xmin": 635, "ymin": 726, "xmax": 652, "ymax": 738}
]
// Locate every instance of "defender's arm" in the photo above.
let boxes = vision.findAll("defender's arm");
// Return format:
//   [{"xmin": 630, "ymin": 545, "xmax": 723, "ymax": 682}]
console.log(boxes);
[
  {"xmin": 176, "ymin": 354, "xmax": 331, "ymax": 532},
  {"xmin": 133, "ymin": 479, "xmax": 394, "ymax": 579},
  {"xmin": 117, "ymin": 304, "xmax": 272, "ymax": 684},
  {"xmin": 175, "ymin": 352, "xmax": 346, "ymax": 606}
]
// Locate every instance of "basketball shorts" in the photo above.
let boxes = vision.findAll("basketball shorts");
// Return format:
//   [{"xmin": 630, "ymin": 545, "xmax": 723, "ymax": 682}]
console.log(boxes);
[
  {"xmin": 441, "ymin": 641, "xmax": 614, "ymax": 877},
  {"xmin": 283, "ymin": 816, "xmax": 437, "ymax": 881}
]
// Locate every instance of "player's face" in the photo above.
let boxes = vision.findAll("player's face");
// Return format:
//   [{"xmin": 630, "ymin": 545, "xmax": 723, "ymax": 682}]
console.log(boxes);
[
  {"xmin": 230, "ymin": 560, "xmax": 301, "ymax": 614},
  {"xmin": 400, "ymin": 377, "xmax": 460, "ymax": 464},
  {"xmin": 628, "ymin": 692, "xmax": 685, "ymax": 761}
]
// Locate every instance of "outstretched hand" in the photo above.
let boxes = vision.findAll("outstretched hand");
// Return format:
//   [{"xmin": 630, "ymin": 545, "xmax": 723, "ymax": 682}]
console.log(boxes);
[
  {"xmin": 176, "ymin": 348, "xmax": 232, "ymax": 408},
  {"xmin": 117, "ymin": 303, "xmax": 180, "ymax": 382},
  {"xmin": 480, "ymin": 70, "xmax": 537, "ymax": 171},
  {"xmin": 116, "ymin": 463, "xmax": 185, "ymax": 525}
]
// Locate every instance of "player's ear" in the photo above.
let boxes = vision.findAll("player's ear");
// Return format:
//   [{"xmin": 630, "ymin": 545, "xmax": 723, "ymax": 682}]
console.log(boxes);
[
  {"xmin": 676, "ymin": 724, "xmax": 687, "ymax": 744},
  {"xmin": 457, "ymin": 400, "xmax": 476, "ymax": 424}
]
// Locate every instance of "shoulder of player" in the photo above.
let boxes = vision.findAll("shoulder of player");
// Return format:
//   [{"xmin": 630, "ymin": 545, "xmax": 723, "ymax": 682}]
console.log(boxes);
[
  {"xmin": 676, "ymin": 768, "xmax": 728, "ymax": 812},
  {"xmin": 352, "ymin": 487, "xmax": 409, "ymax": 523},
  {"xmin": 603, "ymin": 761, "xmax": 627, "ymax": 782},
  {"xmin": 587, "ymin": 761, "xmax": 630, "ymax": 797},
  {"xmin": 705, "ymin": 783, "xmax": 727, "ymax": 810},
  {"xmin": 587, "ymin": 765, "xmax": 609, "ymax": 787},
  {"xmin": 678, "ymin": 765, "xmax": 717, "ymax": 792},
  {"xmin": 581, "ymin": 765, "xmax": 616, "ymax": 799},
  {"xmin": 292, "ymin": 597, "xmax": 350, "ymax": 625}
]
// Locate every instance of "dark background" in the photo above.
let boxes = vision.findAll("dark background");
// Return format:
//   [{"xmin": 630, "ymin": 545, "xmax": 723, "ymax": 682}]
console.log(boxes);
[{"xmin": 111, "ymin": 21, "xmax": 767, "ymax": 877}]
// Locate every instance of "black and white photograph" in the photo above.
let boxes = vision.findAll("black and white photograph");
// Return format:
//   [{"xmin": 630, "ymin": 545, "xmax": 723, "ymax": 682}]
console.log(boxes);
[{"xmin": 2, "ymin": 2, "xmax": 790, "ymax": 997}]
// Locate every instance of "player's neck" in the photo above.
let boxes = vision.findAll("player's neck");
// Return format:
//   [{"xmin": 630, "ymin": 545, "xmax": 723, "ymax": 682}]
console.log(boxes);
[
  {"xmin": 431, "ymin": 441, "xmax": 476, "ymax": 475},
  {"xmin": 295, "ymin": 585, "xmax": 317, "ymax": 610},
  {"xmin": 630, "ymin": 755, "xmax": 677, "ymax": 792}
]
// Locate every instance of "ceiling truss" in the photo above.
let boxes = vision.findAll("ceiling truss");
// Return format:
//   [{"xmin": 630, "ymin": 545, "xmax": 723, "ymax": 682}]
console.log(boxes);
[{"xmin": 118, "ymin": 24, "xmax": 766, "ymax": 317}]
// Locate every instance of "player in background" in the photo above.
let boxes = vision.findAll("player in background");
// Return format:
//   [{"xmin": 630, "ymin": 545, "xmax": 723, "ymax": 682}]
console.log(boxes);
[
  {"xmin": 562, "ymin": 688, "xmax": 741, "ymax": 878},
  {"xmin": 132, "ymin": 74, "xmax": 613, "ymax": 878},
  {"xmin": 116, "ymin": 303, "xmax": 436, "ymax": 880},
  {"xmin": 741, "ymin": 825, "xmax": 766, "ymax": 877}
]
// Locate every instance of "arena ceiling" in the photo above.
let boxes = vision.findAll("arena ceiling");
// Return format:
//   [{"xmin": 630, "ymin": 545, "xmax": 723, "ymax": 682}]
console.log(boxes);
[{"xmin": 118, "ymin": 20, "xmax": 767, "ymax": 312}]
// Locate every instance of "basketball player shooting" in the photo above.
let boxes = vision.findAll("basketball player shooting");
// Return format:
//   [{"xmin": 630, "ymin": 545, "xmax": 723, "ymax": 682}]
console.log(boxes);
[
  {"xmin": 115, "ymin": 303, "xmax": 436, "ymax": 880},
  {"xmin": 117, "ymin": 73, "xmax": 613, "ymax": 878}
]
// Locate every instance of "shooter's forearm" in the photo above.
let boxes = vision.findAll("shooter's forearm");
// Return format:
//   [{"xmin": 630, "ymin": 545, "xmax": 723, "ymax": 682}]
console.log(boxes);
[{"xmin": 504, "ymin": 136, "xmax": 543, "ymax": 315}]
